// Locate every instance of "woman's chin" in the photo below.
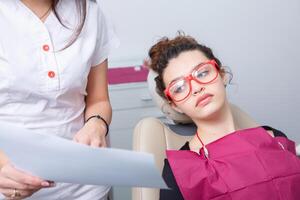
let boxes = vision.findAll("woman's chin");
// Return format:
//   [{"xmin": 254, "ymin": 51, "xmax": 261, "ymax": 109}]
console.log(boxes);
[{"xmin": 192, "ymin": 101, "xmax": 224, "ymax": 121}]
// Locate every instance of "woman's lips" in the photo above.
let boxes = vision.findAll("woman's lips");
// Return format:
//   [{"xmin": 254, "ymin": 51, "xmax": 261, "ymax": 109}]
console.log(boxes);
[{"xmin": 196, "ymin": 94, "xmax": 213, "ymax": 107}]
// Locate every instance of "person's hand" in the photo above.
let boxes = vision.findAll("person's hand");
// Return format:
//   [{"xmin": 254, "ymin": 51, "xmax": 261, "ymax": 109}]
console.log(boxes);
[
  {"xmin": 0, "ymin": 163, "xmax": 55, "ymax": 199},
  {"xmin": 73, "ymin": 118, "xmax": 107, "ymax": 147}
]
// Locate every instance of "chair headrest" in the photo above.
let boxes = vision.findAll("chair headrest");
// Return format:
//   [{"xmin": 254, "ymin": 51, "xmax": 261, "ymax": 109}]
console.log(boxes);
[
  {"xmin": 147, "ymin": 69, "xmax": 259, "ymax": 129},
  {"xmin": 147, "ymin": 69, "xmax": 193, "ymax": 124}
]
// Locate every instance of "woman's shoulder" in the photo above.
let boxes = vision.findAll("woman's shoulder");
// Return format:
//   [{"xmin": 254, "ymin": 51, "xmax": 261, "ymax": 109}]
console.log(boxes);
[
  {"xmin": 163, "ymin": 142, "xmax": 190, "ymax": 167},
  {"xmin": 179, "ymin": 142, "xmax": 190, "ymax": 150},
  {"xmin": 87, "ymin": 0, "xmax": 108, "ymax": 23},
  {"xmin": 261, "ymin": 125, "xmax": 288, "ymax": 138}
]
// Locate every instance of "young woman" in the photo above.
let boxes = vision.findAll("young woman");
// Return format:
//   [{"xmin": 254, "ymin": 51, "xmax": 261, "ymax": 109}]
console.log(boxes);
[
  {"xmin": 146, "ymin": 35, "xmax": 300, "ymax": 200},
  {"xmin": 0, "ymin": 0, "xmax": 118, "ymax": 199}
]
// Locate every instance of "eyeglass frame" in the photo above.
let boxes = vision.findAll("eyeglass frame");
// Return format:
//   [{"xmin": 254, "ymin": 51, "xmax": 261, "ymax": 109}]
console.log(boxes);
[{"xmin": 164, "ymin": 59, "xmax": 220, "ymax": 102}]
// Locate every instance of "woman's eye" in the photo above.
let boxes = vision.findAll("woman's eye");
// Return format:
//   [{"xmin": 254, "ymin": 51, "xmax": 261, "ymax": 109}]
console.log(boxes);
[
  {"xmin": 196, "ymin": 70, "xmax": 209, "ymax": 78},
  {"xmin": 173, "ymin": 85, "xmax": 186, "ymax": 93}
]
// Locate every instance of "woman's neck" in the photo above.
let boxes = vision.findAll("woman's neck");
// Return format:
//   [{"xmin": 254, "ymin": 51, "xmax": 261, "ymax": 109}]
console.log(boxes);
[
  {"xmin": 189, "ymin": 100, "xmax": 238, "ymax": 151},
  {"xmin": 21, "ymin": 0, "xmax": 52, "ymax": 21},
  {"xmin": 21, "ymin": 0, "xmax": 52, "ymax": 9}
]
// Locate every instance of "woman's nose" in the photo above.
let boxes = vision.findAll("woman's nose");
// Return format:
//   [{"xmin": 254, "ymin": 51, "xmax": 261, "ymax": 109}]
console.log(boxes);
[{"xmin": 191, "ymin": 80, "xmax": 205, "ymax": 96}]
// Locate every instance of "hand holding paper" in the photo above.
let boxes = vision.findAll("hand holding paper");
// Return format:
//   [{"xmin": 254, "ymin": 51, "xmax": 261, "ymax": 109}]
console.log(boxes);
[{"xmin": 0, "ymin": 121, "xmax": 166, "ymax": 189}]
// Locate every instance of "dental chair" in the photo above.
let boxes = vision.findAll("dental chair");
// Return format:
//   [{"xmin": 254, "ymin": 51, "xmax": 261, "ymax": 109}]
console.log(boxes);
[{"xmin": 131, "ymin": 69, "xmax": 298, "ymax": 200}]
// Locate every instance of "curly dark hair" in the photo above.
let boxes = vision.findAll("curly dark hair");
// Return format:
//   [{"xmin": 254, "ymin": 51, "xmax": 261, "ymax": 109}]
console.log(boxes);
[{"xmin": 147, "ymin": 33, "xmax": 227, "ymax": 100}]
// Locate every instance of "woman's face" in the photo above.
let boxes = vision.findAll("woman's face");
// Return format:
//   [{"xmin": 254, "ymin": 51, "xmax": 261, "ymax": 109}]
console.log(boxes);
[{"xmin": 163, "ymin": 50, "xmax": 227, "ymax": 121}]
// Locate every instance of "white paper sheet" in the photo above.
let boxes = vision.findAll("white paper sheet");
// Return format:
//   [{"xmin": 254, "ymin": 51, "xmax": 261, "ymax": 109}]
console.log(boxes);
[{"xmin": 0, "ymin": 121, "xmax": 167, "ymax": 188}]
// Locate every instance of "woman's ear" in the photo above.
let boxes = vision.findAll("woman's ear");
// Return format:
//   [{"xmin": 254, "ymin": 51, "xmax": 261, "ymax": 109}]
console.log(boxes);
[
  {"xmin": 220, "ymin": 69, "xmax": 229, "ymax": 87},
  {"xmin": 222, "ymin": 74, "xmax": 229, "ymax": 87}
]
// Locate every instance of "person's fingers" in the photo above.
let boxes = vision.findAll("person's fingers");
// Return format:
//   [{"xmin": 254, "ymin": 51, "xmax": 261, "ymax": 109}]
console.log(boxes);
[
  {"xmin": 90, "ymin": 139, "xmax": 101, "ymax": 147},
  {"xmin": 0, "ymin": 187, "xmax": 16, "ymax": 199},
  {"xmin": 75, "ymin": 136, "xmax": 91, "ymax": 146},
  {"xmin": 46, "ymin": 181, "xmax": 56, "ymax": 187},
  {"xmin": 19, "ymin": 188, "xmax": 40, "ymax": 199},
  {"xmin": 1, "ymin": 164, "xmax": 47, "ymax": 187},
  {"xmin": 100, "ymin": 138, "xmax": 107, "ymax": 148},
  {"xmin": 0, "ymin": 187, "xmax": 38, "ymax": 200},
  {"xmin": 0, "ymin": 176, "xmax": 38, "ymax": 190},
  {"xmin": 72, "ymin": 136, "xmax": 78, "ymax": 142}
]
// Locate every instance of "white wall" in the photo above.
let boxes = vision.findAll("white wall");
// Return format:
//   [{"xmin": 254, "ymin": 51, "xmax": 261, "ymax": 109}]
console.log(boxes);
[{"xmin": 102, "ymin": 0, "xmax": 300, "ymax": 142}]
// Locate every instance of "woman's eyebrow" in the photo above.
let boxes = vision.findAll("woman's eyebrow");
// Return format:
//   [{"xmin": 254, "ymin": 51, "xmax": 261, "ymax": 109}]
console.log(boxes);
[
  {"xmin": 169, "ymin": 76, "xmax": 185, "ymax": 85},
  {"xmin": 191, "ymin": 61, "xmax": 206, "ymax": 71},
  {"xmin": 168, "ymin": 61, "xmax": 206, "ymax": 85}
]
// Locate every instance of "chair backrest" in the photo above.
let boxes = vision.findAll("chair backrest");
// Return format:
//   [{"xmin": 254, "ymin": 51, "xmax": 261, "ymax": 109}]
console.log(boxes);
[
  {"xmin": 132, "ymin": 103, "xmax": 259, "ymax": 200},
  {"xmin": 131, "ymin": 69, "xmax": 300, "ymax": 200},
  {"xmin": 131, "ymin": 69, "xmax": 259, "ymax": 200}
]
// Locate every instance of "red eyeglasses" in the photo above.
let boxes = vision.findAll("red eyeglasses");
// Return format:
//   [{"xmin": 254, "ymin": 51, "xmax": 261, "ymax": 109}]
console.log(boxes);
[{"xmin": 164, "ymin": 60, "xmax": 219, "ymax": 102}]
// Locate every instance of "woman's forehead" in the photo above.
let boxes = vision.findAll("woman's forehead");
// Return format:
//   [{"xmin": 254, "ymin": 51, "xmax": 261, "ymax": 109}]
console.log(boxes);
[{"xmin": 163, "ymin": 50, "xmax": 209, "ymax": 85}]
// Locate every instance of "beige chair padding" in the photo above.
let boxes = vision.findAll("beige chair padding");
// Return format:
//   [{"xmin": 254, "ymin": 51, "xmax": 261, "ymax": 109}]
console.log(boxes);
[{"xmin": 132, "ymin": 104, "xmax": 259, "ymax": 200}]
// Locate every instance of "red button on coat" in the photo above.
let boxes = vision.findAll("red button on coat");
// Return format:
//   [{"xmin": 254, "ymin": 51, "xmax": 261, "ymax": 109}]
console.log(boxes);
[
  {"xmin": 43, "ymin": 45, "xmax": 50, "ymax": 51},
  {"xmin": 48, "ymin": 71, "xmax": 55, "ymax": 78}
]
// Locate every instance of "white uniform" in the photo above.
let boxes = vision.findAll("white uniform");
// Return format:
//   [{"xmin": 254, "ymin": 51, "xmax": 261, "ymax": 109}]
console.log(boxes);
[{"xmin": 0, "ymin": 0, "xmax": 119, "ymax": 199}]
